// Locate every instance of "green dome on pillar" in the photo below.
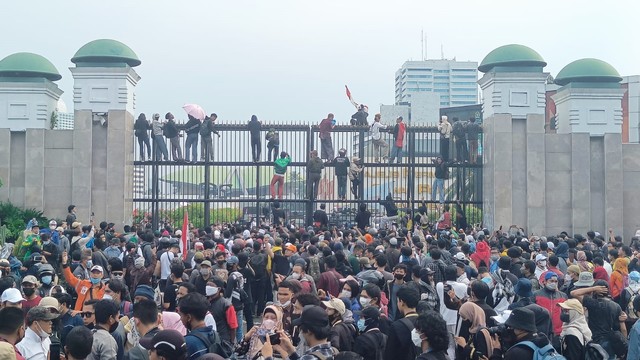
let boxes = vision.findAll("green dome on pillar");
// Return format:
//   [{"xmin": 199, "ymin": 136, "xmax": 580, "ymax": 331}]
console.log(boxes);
[
  {"xmin": 71, "ymin": 39, "xmax": 141, "ymax": 67},
  {"xmin": 555, "ymin": 58, "xmax": 622, "ymax": 86},
  {"xmin": 478, "ymin": 44, "xmax": 546, "ymax": 73},
  {"xmin": 0, "ymin": 52, "xmax": 62, "ymax": 81}
]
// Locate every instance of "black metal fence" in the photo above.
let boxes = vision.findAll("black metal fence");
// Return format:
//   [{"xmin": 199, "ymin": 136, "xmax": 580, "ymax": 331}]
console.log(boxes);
[{"xmin": 132, "ymin": 122, "xmax": 482, "ymax": 230}]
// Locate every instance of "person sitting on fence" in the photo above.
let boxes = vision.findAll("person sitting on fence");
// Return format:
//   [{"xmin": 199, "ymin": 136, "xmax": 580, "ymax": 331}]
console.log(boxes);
[
  {"xmin": 270, "ymin": 151, "xmax": 290, "ymax": 200},
  {"xmin": 378, "ymin": 193, "xmax": 399, "ymax": 229}
]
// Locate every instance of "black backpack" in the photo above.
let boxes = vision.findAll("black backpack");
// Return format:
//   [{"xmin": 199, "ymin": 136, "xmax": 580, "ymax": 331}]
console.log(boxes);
[
  {"xmin": 189, "ymin": 329, "xmax": 233, "ymax": 359},
  {"xmin": 249, "ymin": 253, "xmax": 268, "ymax": 279},
  {"xmin": 583, "ymin": 341, "xmax": 608, "ymax": 360}
]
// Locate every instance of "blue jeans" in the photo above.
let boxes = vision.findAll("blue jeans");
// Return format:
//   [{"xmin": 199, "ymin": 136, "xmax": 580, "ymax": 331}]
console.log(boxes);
[
  {"xmin": 432, "ymin": 178, "xmax": 445, "ymax": 203},
  {"xmin": 153, "ymin": 136, "xmax": 169, "ymax": 160},
  {"xmin": 389, "ymin": 145, "xmax": 403, "ymax": 163},
  {"xmin": 185, "ymin": 133, "xmax": 198, "ymax": 162},
  {"xmin": 235, "ymin": 309, "xmax": 244, "ymax": 343},
  {"xmin": 337, "ymin": 176, "xmax": 347, "ymax": 198}
]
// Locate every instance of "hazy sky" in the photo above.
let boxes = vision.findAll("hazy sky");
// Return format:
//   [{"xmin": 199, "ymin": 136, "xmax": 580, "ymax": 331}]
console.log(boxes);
[{"xmin": 3, "ymin": 0, "xmax": 638, "ymax": 123}]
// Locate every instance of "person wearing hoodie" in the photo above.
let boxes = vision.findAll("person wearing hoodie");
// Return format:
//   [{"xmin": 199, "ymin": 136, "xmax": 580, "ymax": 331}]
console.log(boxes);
[
  {"xmin": 248, "ymin": 115, "xmax": 262, "ymax": 162},
  {"xmin": 332, "ymin": 148, "xmax": 351, "ymax": 201},
  {"xmin": 610, "ymin": 257, "xmax": 629, "ymax": 303},
  {"xmin": 620, "ymin": 270, "xmax": 640, "ymax": 330},
  {"xmin": 348, "ymin": 156, "xmax": 363, "ymax": 199},
  {"xmin": 470, "ymin": 241, "xmax": 491, "ymax": 269},
  {"xmin": 269, "ymin": 151, "xmax": 290, "ymax": 200},
  {"xmin": 558, "ymin": 299, "xmax": 592, "ymax": 360},
  {"xmin": 353, "ymin": 306, "xmax": 387, "ymax": 360},
  {"xmin": 318, "ymin": 113, "xmax": 335, "ymax": 162},
  {"xmin": 265, "ymin": 128, "xmax": 280, "ymax": 162},
  {"xmin": 306, "ymin": 150, "xmax": 324, "ymax": 201},
  {"xmin": 163, "ymin": 112, "xmax": 183, "ymax": 161},
  {"xmin": 183, "ymin": 115, "xmax": 201, "ymax": 163},
  {"xmin": 134, "ymin": 113, "xmax": 151, "ymax": 160},
  {"xmin": 554, "ymin": 241, "xmax": 570, "ymax": 274}
]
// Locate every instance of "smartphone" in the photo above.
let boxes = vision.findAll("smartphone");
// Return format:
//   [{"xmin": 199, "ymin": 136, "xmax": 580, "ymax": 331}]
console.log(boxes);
[
  {"xmin": 34, "ymin": 255, "xmax": 43, "ymax": 262},
  {"xmin": 269, "ymin": 332, "xmax": 281, "ymax": 345}
]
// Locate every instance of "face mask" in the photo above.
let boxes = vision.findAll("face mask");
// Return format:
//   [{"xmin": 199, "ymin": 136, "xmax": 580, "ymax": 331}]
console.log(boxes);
[
  {"xmin": 357, "ymin": 318, "xmax": 366, "ymax": 332},
  {"xmin": 109, "ymin": 319, "xmax": 119, "ymax": 333},
  {"xmin": 23, "ymin": 288, "xmax": 35, "ymax": 297},
  {"xmin": 490, "ymin": 255, "xmax": 499, "ymax": 262},
  {"xmin": 217, "ymin": 260, "xmax": 226, "ymax": 266},
  {"xmin": 545, "ymin": 282, "xmax": 557, "ymax": 291},
  {"xmin": 205, "ymin": 286, "xmax": 219, "ymax": 297},
  {"xmin": 86, "ymin": 260, "xmax": 93, "ymax": 268},
  {"xmin": 90, "ymin": 277, "xmax": 101, "ymax": 285},
  {"xmin": 35, "ymin": 322, "xmax": 50, "ymax": 339},
  {"xmin": 43, "ymin": 240, "xmax": 50, "ymax": 244},
  {"xmin": 394, "ymin": 273, "xmax": 404, "ymax": 280},
  {"xmin": 112, "ymin": 274, "xmax": 123, "ymax": 281},
  {"xmin": 538, "ymin": 261, "xmax": 547, "ymax": 267},
  {"xmin": 360, "ymin": 297, "xmax": 371, "ymax": 307},
  {"xmin": 277, "ymin": 300, "xmax": 291, "ymax": 308},
  {"xmin": 340, "ymin": 290, "xmax": 352, "ymax": 299},
  {"xmin": 103, "ymin": 294, "xmax": 113, "ymax": 300},
  {"xmin": 41, "ymin": 276, "xmax": 52, "ymax": 285},
  {"xmin": 298, "ymin": 330, "xmax": 307, "ymax": 347},
  {"xmin": 290, "ymin": 273, "xmax": 301, "ymax": 280},
  {"xmin": 411, "ymin": 328, "xmax": 423, "ymax": 347},
  {"xmin": 200, "ymin": 269, "xmax": 211, "ymax": 277},
  {"xmin": 481, "ymin": 277, "xmax": 493, "ymax": 285},
  {"xmin": 262, "ymin": 319, "xmax": 276, "ymax": 331},
  {"xmin": 560, "ymin": 311, "xmax": 570, "ymax": 323}
]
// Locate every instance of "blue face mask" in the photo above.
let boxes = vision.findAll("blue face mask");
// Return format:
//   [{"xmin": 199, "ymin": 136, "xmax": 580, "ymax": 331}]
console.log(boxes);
[
  {"xmin": 357, "ymin": 318, "xmax": 366, "ymax": 332},
  {"xmin": 481, "ymin": 277, "xmax": 493, "ymax": 285},
  {"xmin": 41, "ymin": 276, "xmax": 52, "ymax": 285},
  {"xmin": 90, "ymin": 277, "xmax": 101, "ymax": 285}
]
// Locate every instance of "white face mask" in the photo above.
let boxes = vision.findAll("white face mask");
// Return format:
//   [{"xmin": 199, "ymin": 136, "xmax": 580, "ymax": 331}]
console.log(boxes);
[
  {"xmin": 103, "ymin": 294, "xmax": 113, "ymax": 300},
  {"xmin": 290, "ymin": 273, "xmax": 301, "ymax": 280},
  {"xmin": 411, "ymin": 328, "xmax": 423, "ymax": 347},
  {"xmin": 35, "ymin": 322, "xmax": 50, "ymax": 339},
  {"xmin": 205, "ymin": 286, "xmax": 219, "ymax": 297},
  {"xmin": 360, "ymin": 297, "xmax": 371, "ymax": 307},
  {"xmin": 538, "ymin": 260, "xmax": 547, "ymax": 268},
  {"xmin": 277, "ymin": 300, "xmax": 291, "ymax": 308},
  {"xmin": 340, "ymin": 290, "xmax": 352, "ymax": 299}
]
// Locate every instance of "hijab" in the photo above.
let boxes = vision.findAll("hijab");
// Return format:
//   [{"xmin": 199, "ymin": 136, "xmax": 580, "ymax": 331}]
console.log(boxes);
[
  {"xmin": 613, "ymin": 258, "xmax": 629, "ymax": 276},
  {"xmin": 248, "ymin": 305, "xmax": 283, "ymax": 359},
  {"xmin": 459, "ymin": 302, "xmax": 486, "ymax": 334},
  {"xmin": 561, "ymin": 308, "xmax": 592, "ymax": 345},
  {"xmin": 555, "ymin": 242, "xmax": 569, "ymax": 259},
  {"xmin": 576, "ymin": 251, "xmax": 593, "ymax": 273}
]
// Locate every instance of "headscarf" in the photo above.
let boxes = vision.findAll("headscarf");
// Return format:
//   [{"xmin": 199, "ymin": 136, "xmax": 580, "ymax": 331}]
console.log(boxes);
[
  {"xmin": 248, "ymin": 305, "xmax": 283, "ymax": 359},
  {"xmin": 560, "ymin": 307, "xmax": 592, "ymax": 345},
  {"xmin": 161, "ymin": 311, "xmax": 187, "ymax": 335},
  {"xmin": 554, "ymin": 242, "xmax": 569, "ymax": 259},
  {"xmin": 576, "ymin": 251, "xmax": 593, "ymax": 273},
  {"xmin": 593, "ymin": 267, "xmax": 609, "ymax": 281},
  {"xmin": 613, "ymin": 258, "xmax": 629, "ymax": 275},
  {"xmin": 470, "ymin": 241, "xmax": 491, "ymax": 268},
  {"xmin": 459, "ymin": 302, "xmax": 486, "ymax": 334}
]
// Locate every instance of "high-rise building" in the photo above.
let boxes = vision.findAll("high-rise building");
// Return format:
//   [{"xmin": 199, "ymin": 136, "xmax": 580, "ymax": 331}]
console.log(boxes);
[{"xmin": 395, "ymin": 59, "xmax": 478, "ymax": 107}]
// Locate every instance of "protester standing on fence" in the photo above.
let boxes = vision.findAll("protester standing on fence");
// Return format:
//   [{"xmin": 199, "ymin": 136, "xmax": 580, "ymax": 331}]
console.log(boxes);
[
  {"xmin": 438, "ymin": 115, "xmax": 452, "ymax": 162},
  {"xmin": 370, "ymin": 113, "xmax": 389, "ymax": 163},
  {"xmin": 134, "ymin": 113, "xmax": 151, "ymax": 160},
  {"xmin": 183, "ymin": 114, "xmax": 201, "ymax": 163},
  {"xmin": 270, "ymin": 151, "xmax": 290, "ymax": 200},
  {"xmin": 319, "ymin": 113, "xmax": 335, "ymax": 162},
  {"xmin": 432, "ymin": 156, "xmax": 447, "ymax": 205},
  {"xmin": 163, "ymin": 112, "xmax": 183, "ymax": 162},
  {"xmin": 200, "ymin": 114, "xmax": 220, "ymax": 162},
  {"xmin": 451, "ymin": 117, "xmax": 468, "ymax": 163},
  {"xmin": 332, "ymin": 148, "xmax": 350, "ymax": 201},
  {"xmin": 266, "ymin": 128, "xmax": 280, "ymax": 162},
  {"xmin": 389, "ymin": 116, "xmax": 406, "ymax": 164},
  {"xmin": 248, "ymin": 115, "xmax": 262, "ymax": 162},
  {"xmin": 151, "ymin": 113, "xmax": 170, "ymax": 161},
  {"xmin": 307, "ymin": 149, "xmax": 324, "ymax": 200},
  {"xmin": 466, "ymin": 116, "xmax": 482, "ymax": 164},
  {"xmin": 349, "ymin": 156, "xmax": 364, "ymax": 199}
]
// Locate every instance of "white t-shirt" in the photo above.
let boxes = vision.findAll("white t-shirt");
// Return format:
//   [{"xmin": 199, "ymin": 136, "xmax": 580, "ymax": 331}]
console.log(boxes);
[
  {"xmin": 436, "ymin": 281, "xmax": 468, "ymax": 325},
  {"xmin": 160, "ymin": 251, "xmax": 176, "ymax": 280}
]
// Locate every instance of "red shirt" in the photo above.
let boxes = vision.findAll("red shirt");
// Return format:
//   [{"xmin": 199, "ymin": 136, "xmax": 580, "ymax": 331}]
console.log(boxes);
[
  {"xmin": 22, "ymin": 295, "xmax": 42, "ymax": 317},
  {"xmin": 395, "ymin": 122, "xmax": 406, "ymax": 147}
]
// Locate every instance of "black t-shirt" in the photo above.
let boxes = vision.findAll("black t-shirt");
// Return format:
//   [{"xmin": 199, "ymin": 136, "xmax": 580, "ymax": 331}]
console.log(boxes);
[
  {"xmin": 583, "ymin": 295, "xmax": 622, "ymax": 339},
  {"xmin": 272, "ymin": 208, "xmax": 286, "ymax": 226},
  {"xmin": 163, "ymin": 282, "xmax": 178, "ymax": 311}
]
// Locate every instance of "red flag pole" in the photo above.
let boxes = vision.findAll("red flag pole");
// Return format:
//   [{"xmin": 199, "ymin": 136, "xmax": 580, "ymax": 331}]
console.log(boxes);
[{"xmin": 181, "ymin": 211, "xmax": 189, "ymax": 260}]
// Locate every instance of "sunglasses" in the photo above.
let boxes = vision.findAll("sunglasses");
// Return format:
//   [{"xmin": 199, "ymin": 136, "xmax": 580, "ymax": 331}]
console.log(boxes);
[{"xmin": 80, "ymin": 311, "xmax": 94, "ymax": 318}]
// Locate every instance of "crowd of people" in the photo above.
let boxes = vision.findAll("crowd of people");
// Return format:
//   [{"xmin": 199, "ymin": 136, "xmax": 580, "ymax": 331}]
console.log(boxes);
[{"xmin": 0, "ymin": 201, "xmax": 638, "ymax": 360}]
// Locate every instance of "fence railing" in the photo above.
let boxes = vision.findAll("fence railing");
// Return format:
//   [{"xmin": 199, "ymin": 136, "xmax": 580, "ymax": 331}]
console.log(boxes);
[{"xmin": 132, "ymin": 122, "xmax": 482, "ymax": 230}]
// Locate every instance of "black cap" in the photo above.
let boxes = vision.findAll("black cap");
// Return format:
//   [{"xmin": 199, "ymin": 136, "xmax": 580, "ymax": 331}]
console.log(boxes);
[
  {"xmin": 357, "ymin": 306, "xmax": 380, "ymax": 320},
  {"xmin": 505, "ymin": 307, "xmax": 537, "ymax": 333},
  {"xmin": 292, "ymin": 305, "xmax": 329, "ymax": 328},
  {"xmin": 139, "ymin": 329, "xmax": 186, "ymax": 357}
]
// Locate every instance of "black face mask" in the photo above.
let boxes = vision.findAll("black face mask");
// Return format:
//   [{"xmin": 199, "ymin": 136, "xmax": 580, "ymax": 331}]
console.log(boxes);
[
  {"xmin": 560, "ymin": 312, "xmax": 570, "ymax": 323},
  {"xmin": 109, "ymin": 320, "xmax": 119, "ymax": 333},
  {"xmin": 394, "ymin": 273, "xmax": 404, "ymax": 280},
  {"xmin": 501, "ymin": 328, "xmax": 517, "ymax": 348},
  {"xmin": 23, "ymin": 288, "xmax": 35, "ymax": 297},
  {"xmin": 217, "ymin": 260, "xmax": 226, "ymax": 266}
]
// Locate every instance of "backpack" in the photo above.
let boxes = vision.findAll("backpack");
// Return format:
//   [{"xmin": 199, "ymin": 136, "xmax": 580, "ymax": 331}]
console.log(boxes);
[
  {"xmin": 307, "ymin": 255, "xmax": 321, "ymax": 282},
  {"xmin": 249, "ymin": 253, "xmax": 268, "ymax": 279},
  {"xmin": 583, "ymin": 341, "xmax": 608, "ymax": 360},
  {"xmin": 626, "ymin": 287, "xmax": 639, "ymax": 319},
  {"xmin": 515, "ymin": 341, "xmax": 566, "ymax": 360},
  {"xmin": 189, "ymin": 329, "xmax": 233, "ymax": 359},
  {"xmin": 452, "ymin": 121, "xmax": 466, "ymax": 138}
]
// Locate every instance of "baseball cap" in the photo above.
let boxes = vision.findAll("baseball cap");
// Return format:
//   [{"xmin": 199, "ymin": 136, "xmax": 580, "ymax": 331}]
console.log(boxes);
[
  {"xmin": 322, "ymin": 298, "xmax": 346, "ymax": 316},
  {"xmin": 39, "ymin": 297, "xmax": 60, "ymax": 313},
  {"xmin": 227, "ymin": 256, "xmax": 239, "ymax": 265},
  {"xmin": 201, "ymin": 260, "xmax": 212, "ymax": 268},
  {"xmin": 140, "ymin": 329, "xmax": 187, "ymax": 358},
  {"xmin": 0, "ymin": 259, "xmax": 10, "ymax": 268},
  {"xmin": 22, "ymin": 275, "xmax": 39, "ymax": 285},
  {"xmin": 292, "ymin": 305, "xmax": 329, "ymax": 328},
  {"xmin": 389, "ymin": 238, "xmax": 398, "ymax": 246},
  {"xmin": 1, "ymin": 288, "xmax": 25, "ymax": 303},
  {"xmin": 91, "ymin": 265, "xmax": 104, "ymax": 273},
  {"xmin": 285, "ymin": 244, "xmax": 297, "ymax": 253},
  {"xmin": 535, "ymin": 254, "xmax": 548, "ymax": 262},
  {"xmin": 175, "ymin": 229, "xmax": 182, "ymax": 236},
  {"xmin": 27, "ymin": 306, "xmax": 59, "ymax": 321},
  {"xmin": 454, "ymin": 252, "xmax": 466, "ymax": 261},
  {"xmin": 557, "ymin": 299, "xmax": 584, "ymax": 315}
]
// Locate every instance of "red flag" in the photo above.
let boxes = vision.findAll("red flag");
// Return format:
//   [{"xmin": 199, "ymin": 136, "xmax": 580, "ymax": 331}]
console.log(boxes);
[
  {"xmin": 181, "ymin": 210, "xmax": 188, "ymax": 260},
  {"xmin": 345, "ymin": 85, "xmax": 352, "ymax": 100}
]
